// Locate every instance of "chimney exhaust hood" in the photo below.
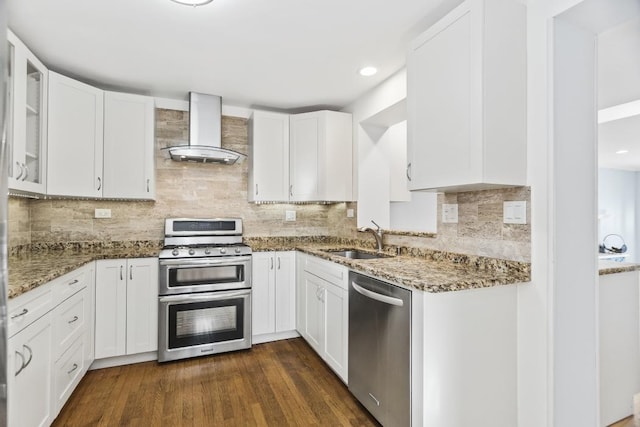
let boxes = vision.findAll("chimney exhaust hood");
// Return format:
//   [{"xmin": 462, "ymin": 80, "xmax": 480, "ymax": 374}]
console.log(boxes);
[{"xmin": 162, "ymin": 92, "xmax": 247, "ymax": 164}]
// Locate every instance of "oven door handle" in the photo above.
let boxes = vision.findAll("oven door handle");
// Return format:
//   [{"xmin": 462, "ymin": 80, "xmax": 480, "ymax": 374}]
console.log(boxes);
[
  {"xmin": 159, "ymin": 257, "xmax": 251, "ymax": 267},
  {"xmin": 159, "ymin": 290, "xmax": 251, "ymax": 303}
]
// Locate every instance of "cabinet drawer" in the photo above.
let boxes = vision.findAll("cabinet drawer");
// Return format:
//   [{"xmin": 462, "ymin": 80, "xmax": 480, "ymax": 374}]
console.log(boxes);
[
  {"xmin": 53, "ymin": 336, "xmax": 85, "ymax": 414},
  {"xmin": 52, "ymin": 266, "xmax": 89, "ymax": 306},
  {"xmin": 8, "ymin": 284, "xmax": 53, "ymax": 338},
  {"xmin": 304, "ymin": 255, "xmax": 348, "ymax": 290},
  {"xmin": 52, "ymin": 289, "xmax": 88, "ymax": 361}
]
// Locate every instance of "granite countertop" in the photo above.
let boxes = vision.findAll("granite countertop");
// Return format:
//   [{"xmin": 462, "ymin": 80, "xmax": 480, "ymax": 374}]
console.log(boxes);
[
  {"xmin": 245, "ymin": 237, "xmax": 531, "ymax": 293},
  {"xmin": 599, "ymin": 259, "xmax": 640, "ymax": 276},
  {"xmin": 8, "ymin": 242, "xmax": 161, "ymax": 299}
]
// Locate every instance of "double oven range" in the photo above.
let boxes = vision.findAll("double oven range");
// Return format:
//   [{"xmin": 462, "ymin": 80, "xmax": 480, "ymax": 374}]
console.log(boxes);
[{"xmin": 158, "ymin": 218, "xmax": 252, "ymax": 362}]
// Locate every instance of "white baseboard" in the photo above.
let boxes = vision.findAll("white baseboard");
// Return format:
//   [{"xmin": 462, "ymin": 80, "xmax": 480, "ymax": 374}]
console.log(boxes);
[
  {"xmin": 252, "ymin": 330, "xmax": 300, "ymax": 345},
  {"xmin": 90, "ymin": 351, "xmax": 158, "ymax": 370}
]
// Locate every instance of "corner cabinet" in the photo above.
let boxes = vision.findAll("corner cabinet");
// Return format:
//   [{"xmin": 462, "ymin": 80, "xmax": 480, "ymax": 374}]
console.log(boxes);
[
  {"xmin": 47, "ymin": 71, "xmax": 104, "ymax": 198},
  {"xmin": 248, "ymin": 111, "xmax": 290, "ymax": 202},
  {"xmin": 95, "ymin": 258, "xmax": 159, "ymax": 359},
  {"xmin": 290, "ymin": 111, "xmax": 353, "ymax": 202},
  {"xmin": 103, "ymin": 91, "xmax": 155, "ymax": 199},
  {"xmin": 252, "ymin": 251, "xmax": 297, "ymax": 343},
  {"xmin": 6, "ymin": 30, "xmax": 48, "ymax": 195},
  {"xmin": 406, "ymin": 0, "xmax": 526, "ymax": 192},
  {"xmin": 297, "ymin": 253, "xmax": 348, "ymax": 383}
]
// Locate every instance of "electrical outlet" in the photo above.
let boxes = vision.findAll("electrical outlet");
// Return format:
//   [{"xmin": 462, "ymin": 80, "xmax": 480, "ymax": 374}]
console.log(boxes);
[
  {"xmin": 442, "ymin": 204, "xmax": 458, "ymax": 223},
  {"xmin": 285, "ymin": 210, "xmax": 296, "ymax": 221},
  {"xmin": 94, "ymin": 208, "xmax": 112, "ymax": 219},
  {"xmin": 347, "ymin": 209, "xmax": 354, "ymax": 218},
  {"xmin": 503, "ymin": 201, "xmax": 527, "ymax": 224}
]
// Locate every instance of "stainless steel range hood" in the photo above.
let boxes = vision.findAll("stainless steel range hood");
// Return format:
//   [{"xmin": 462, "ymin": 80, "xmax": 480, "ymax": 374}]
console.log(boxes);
[{"xmin": 163, "ymin": 92, "xmax": 246, "ymax": 164}]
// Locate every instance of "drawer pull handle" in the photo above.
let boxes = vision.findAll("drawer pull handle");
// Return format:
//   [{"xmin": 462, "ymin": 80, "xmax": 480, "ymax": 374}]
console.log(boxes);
[
  {"xmin": 130, "ymin": 265, "xmax": 133, "ymax": 280},
  {"xmin": 68, "ymin": 316, "xmax": 79, "ymax": 324},
  {"xmin": 67, "ymin": 363, "xmax": 78, "ymax": 375},
  {"xmin": 15, "ymin": 351, "xmax": 25, "ymax": 376},
  {"xmin": 147, "ymin": 179, "xmax": 150, "ymax": 193},
  {"xmin": 120, "ymin": 265, "xmax": 123, "ymax": 281},
  {"xmin": 11, "ymin": 308, "xmax": 28, "ymax": 319},
  {"xmin": 69, "ymin": 279, "xmax": 79, "ymax": 286},
  {"xmin": 22, "ymin": 345, "xmax": 33, "ymax": 369}
]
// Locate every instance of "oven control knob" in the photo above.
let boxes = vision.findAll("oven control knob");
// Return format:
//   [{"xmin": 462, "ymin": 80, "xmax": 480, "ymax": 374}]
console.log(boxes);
[
  {"xmin": 188, "ymin": 249, "xmax": 196, "ymax": 256},
  {"xmin": 172, "ymin": 249, "xmax": 179, "ymax": 257},
  {"xmin": 220, "ymin": 248, "xmax": 227, "ymax": 254},
  {"xmin": 235, "ymin": 248, "xmax": 241, "ymax": 254},
  {"xmin": 204, "ymin": 248, "xmax": 211, "ymax": 255}
]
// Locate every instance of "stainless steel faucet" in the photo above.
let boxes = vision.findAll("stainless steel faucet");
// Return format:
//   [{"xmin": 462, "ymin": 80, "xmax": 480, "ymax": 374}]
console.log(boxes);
[{"xmin": 358, "ymin": 220, "xmax": 384, "ymax": 253}]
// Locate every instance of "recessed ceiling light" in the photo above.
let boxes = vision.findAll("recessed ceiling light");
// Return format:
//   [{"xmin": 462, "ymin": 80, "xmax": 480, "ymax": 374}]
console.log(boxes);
[
  {"xmin": 359, "ymin": 67, "xmax": 378, "ymax": 77},
  {"xmin": 170, "ymin": 0, "xmax": 213, "ymax": 6},
  {"xmin": 616, "ymin": 150, "xmax": 629, "ymax": 154}
]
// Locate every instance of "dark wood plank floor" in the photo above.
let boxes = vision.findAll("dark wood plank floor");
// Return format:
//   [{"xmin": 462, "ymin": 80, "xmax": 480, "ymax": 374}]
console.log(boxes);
[{"xmin": 52, "ymin": 338, "xmax": 380, "ymax": 426}]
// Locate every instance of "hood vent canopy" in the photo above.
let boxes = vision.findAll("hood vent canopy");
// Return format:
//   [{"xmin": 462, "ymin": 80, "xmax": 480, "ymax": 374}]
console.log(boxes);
[{"xmin": 163, "ymin": 92, "xmax": 247, "ymax": 164}]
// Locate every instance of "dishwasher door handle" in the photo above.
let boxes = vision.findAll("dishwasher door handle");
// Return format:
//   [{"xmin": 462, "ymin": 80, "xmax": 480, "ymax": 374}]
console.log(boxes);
[{"xmin": 351, "ymin": 281, "xmax": 404, "ymax": 307}]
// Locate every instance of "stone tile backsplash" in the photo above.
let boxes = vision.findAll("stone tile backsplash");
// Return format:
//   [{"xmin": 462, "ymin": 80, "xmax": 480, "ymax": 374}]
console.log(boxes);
[{"xmin": 8, "ymin": 108, "xmax": 531, "ymax": 262}]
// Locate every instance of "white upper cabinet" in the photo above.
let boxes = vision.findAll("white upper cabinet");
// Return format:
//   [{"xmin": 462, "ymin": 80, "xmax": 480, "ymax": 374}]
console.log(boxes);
[
  {"xmin": 103, "ymin": 91, "xmax": 155, "ymax": 200},
  {"xmin": 289, "ymin": 110, "xmax": 353, "ymax": 202},
  {"xmin": 248, "ymin": 111, "xmax": 290, "ymax": 202},
  {"xmin": 7, "ymin": 30, "xmax": 48, "ymax": 195},
  {"xmin": 47, "ymin": 71, "xmax": 104, "ymax": 198},
  {"xmin": 407, "ymin": 0, "xmax": 526, "ymax": 192}
]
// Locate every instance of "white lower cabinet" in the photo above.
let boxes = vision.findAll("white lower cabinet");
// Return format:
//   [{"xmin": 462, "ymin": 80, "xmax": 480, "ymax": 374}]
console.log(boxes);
[
  {"xmin": 297, "ymin": 254, "xmax": 348, "ymax": 382},
  {"xmin": 8, "ymin": 262, "xmax": 94, "ymax": 427},
  {"xmin": 252, "ymin": 251, "xmax": 297, "ymax": 343},
  {"xmin": 95, "ymin": 258, "xmax": 159, "ymax": 359},
  {"xmin": 8, "ymin": 311, "xmax": 54, "ymax": 427}
]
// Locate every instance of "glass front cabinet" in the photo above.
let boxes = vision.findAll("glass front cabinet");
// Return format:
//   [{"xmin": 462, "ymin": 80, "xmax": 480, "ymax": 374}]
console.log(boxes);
[{"xmin": 7, "ymin": 30, "xmax": 48, "ymax": 195}]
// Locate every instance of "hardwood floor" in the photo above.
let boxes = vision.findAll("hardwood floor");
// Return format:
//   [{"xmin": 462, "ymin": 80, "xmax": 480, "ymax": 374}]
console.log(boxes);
[
  {"xmin": 611, "ymin": 416, "xmax": 636, "ymax": 427},
  {"xmin": 52, "ymin": 338, "xmax": 379, "ymax": 426}
]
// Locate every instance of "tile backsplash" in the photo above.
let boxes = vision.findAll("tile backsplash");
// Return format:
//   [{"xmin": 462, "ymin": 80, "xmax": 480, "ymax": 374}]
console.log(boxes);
[{"xmin": 8, "ymin": 108, "xmax": 530, "ymax": 262}]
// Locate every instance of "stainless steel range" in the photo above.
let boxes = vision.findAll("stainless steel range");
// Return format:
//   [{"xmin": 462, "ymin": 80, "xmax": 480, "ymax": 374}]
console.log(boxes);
[{"xmin": 158, "ymin": 218, "xmax": 252, "ymax": 362}]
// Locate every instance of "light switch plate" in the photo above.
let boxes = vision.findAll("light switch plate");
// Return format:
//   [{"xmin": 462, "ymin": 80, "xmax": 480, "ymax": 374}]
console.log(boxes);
[
  {"xmin": 285, "ymin": 210, "xmax": 296, "ymax": 221},
  {"xmin": 503, "ymin": 201, "xmax": 527, "ymax": 224},
  {"xmin": 95, "ymin": 208, "xmax": 111, "ymax": 219},
  {"xmin": 347, "ymin": 209, "xmax": 355, "ymax": 218},
  {"xmin": 442, "ymin": 204, "xmax": 458, "ymax": 223}
]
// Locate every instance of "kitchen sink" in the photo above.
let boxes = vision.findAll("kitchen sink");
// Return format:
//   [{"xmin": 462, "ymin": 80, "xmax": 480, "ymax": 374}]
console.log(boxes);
[{"xmin": 324, "ymin": 250, "xmax": 390, "ymax": 260}]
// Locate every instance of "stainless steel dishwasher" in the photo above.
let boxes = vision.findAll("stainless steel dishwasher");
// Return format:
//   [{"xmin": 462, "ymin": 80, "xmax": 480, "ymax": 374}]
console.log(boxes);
[{"xmin": 348, "ymin": 271, "xmax": 411, "ymax": 426}]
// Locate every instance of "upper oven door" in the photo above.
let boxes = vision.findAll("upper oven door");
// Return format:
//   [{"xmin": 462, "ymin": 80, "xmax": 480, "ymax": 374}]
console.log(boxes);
[
  {"xmin": 165, "ymin": 218, "xmax": 242, "ymax": 237},
  {"xmin": 159, "ymin": 255, "xmax": 252, "ymax": 295}
]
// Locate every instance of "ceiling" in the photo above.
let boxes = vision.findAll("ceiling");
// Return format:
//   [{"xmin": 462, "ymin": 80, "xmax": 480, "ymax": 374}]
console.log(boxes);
[
  {"xmin": 7, "ymin": 0, "xmax": 461, "ymax": 111},
  {"xmin": 598, "ymin": 17, "xmax": 640, "ymax": 170}
]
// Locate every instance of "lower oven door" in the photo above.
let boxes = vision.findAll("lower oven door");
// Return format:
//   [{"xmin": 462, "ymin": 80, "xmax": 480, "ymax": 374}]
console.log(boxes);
[{"xmin": 158, "ymin": 289, "xmax": 252, "ymax": 362}]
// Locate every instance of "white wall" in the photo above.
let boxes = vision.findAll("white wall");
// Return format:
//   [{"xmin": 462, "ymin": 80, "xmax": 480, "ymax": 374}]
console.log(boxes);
[
  {"xmin": 599, "ymin": 168, "xmax": 637, "ymax": 261},
  {"xmin": 523, "ymin": 1, "xmax": 640, "ymax": 427}
]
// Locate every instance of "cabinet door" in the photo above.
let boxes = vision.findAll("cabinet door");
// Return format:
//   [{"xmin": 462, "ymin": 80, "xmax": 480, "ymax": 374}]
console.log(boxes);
[
  {"xmin": 290, "ymin": 112, "xmax": 319, "ymax": 201},
  {"xmin": 7, "ymin": 31, "xmax": 48, "ymax": 195},
  {"xmin": 249, "ymin": 112, "xmax": 290, "ymax": 202},
  {"xmin": 323, "ymin": 282, "xmax": 348, "ymax": 382},
  {"xmin": 252, "ymin": 252, "xmax": 276, "ymax": 336},
  {"xmin": 302, "ymin": 272, "xmax": 324, "ymax": 354},
  {"xmin": 47, "ymin": 71, "xmax": 104, "ymax": 198},
  {"xmin": 275, "ymin": 251, "xmax": 296, "ymax": 333},
  {"xmin": 103, "ymin": 91, "xmax": 155, "ymax": 200},
  {"xmin": 94, "ymin": 260, "xmax": 127, "ymax": 358},
  {"xmin": 126, "ymin": 258, "xmax": 159, "ymax": 355},
  {"xmin": 8, "ymin": 312, "xmax": 53, "ymax": 427},
  {"xmin": 407, "ymin": 5, "xmax": 473, "ymax": 190}
]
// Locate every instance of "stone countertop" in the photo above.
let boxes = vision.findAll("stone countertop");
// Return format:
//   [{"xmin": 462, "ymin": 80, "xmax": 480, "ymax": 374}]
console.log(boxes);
[
  {"xmin": 8, "ymin": 243, "xmax": 161, "ymax": 299},
  {"xmin": 599, "ymin": 260, "xmax": 640, "ymax": 276},
  {"xmin": 245, "ymin": 237, "xmax": 530, "ymax": 293}
]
